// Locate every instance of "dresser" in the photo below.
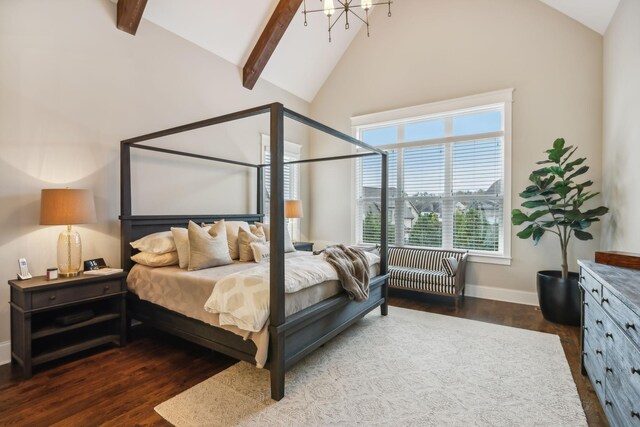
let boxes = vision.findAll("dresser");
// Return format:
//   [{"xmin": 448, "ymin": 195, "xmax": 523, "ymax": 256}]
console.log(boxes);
[{"xmin": 579, "ymin": 260, "xmax": 640, "ymax": 427}]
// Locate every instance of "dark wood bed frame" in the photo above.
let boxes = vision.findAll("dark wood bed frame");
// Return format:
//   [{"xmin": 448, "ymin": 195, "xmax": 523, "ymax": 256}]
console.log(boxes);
[{"xmin": 120, "ymin": 103, "xmax": 389, "ymax": 400}]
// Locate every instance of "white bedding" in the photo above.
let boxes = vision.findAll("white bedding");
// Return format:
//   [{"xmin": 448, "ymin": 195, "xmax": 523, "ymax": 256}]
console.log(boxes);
[{"xmin": 204, "ymin": 251, "xmax": 380, "ymax": 332}]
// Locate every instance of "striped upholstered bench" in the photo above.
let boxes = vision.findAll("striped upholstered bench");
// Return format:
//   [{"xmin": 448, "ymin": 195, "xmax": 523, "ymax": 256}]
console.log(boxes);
[{"xmin": 388, "ymin": 246, "xmax": 468, "ymax": 307}]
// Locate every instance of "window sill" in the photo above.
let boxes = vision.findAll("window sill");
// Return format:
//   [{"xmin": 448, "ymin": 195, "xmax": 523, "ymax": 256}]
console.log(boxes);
[{"xmin": 468, "ymin": 254, "xmax": 512, "ymax": 266}]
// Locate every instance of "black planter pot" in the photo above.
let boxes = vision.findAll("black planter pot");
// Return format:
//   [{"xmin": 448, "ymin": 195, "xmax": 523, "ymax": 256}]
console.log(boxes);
[{"xmin": 537, "ymin": 270, "xmax": 581, "ymax": 326}]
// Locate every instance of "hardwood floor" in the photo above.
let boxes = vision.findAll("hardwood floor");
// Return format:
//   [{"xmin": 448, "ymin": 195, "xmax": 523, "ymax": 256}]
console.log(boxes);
[{"xmin": 0, "ymin": 293, "xmax": 607, "ymax": 426}]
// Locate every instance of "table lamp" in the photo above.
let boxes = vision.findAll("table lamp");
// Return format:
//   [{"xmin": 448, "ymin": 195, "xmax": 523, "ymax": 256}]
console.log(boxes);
[
  {"xmin": 40, "ymin": 189, "xmax": 97, "ymax": 277},
  {"xmin": 284, "ymin": 199, "xmax": 303, "ymax": 242}
]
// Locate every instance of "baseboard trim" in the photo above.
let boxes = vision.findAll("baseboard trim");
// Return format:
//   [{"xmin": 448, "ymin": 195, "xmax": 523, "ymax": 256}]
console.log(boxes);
[
  {"xmin": 465, "ymin": 284, "xmax": 538, "ymax": 306},
  {"xmin": 0, "ymin": 340, "xmax": 11, "ymax": 366}
]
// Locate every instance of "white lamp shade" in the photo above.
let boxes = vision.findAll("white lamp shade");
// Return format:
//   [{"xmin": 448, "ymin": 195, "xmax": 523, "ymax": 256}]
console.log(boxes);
[
  {"xmin": 40, "ymin": 189, "xmax": 97, "ymax": 225},
  {"xmin": 285, "ymin": 200, "xmax": 304, "ymax": 219}
]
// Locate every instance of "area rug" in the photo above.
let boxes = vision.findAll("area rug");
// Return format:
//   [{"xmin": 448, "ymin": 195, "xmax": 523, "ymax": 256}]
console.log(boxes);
[{"xmin": 155, "ymin": 307, "xmax": 586, "ymax": 426}]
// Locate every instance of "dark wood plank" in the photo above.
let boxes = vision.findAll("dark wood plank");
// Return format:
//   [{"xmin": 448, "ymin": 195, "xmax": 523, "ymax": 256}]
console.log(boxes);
[
  {"xmin": 0, "ymin": 296, "xmax": 607, "ymax": 426},
  {"xmin": 595, "ymin": 251, "xmax": 640, "ymax": 271},
  {"xmin": 242, "ymin": 0, "xmax": 303, "ymax": 90},
  {"xmin": 116, "ymin": 0, "xmax": 148, "ymax": 36}
]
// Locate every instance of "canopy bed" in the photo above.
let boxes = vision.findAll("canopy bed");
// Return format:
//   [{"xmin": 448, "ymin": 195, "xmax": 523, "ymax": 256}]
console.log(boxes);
[{"xmin": 120, "ymin": 103, "xmax": 389, "ymax": 400}]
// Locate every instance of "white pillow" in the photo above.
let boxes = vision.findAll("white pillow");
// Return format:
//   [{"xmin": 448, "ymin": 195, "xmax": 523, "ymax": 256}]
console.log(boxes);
[
  {"xmin": 130, "ymin": 231, "xmax": 176, "ymax": 254},
  {"xmin": 188, "ymin": 221, "xmax": 232, "ymax": 271},
  {"xmin": 171, "ymin": 225, "xmax": 211, "ymax": 269},
  {"xmin": 214, "ymin": 220, "xmax": 249, "ymax": 260},
  {"xmin": 238, "ymin": 227, "xmax": 266, "ymax": 262},
  {"xmin": 252, "ymin": 222, "xmax": 296, "ymax": 253},
  {"xmin": 250, "ymin": 241, "xmax": 270, "ymax": 263},
  {"xmin": 131, "ymin": 251, "xmax": 179, "ymax": 267}
]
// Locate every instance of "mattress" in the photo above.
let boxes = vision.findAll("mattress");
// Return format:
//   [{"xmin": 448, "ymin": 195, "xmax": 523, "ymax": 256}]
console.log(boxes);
[{"xmin": 127, "ymin": 251, "xmax": 379, "ymax": 367}]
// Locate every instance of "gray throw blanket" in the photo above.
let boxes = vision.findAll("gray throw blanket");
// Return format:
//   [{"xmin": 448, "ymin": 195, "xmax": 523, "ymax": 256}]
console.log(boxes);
[{"xmin": 316, "ymin": 244, "xmax": 370, "ymax": 302}]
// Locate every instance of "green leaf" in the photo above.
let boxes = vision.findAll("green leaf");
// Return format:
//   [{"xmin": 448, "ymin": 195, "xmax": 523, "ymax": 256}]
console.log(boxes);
[
  {"xmin": 583, "ymin": 206, "xmax": 609, "ymax": 218},
  {"xmin": 522, "ymin": 200, "xmax": 547, "ymax": 209},
  {"xmin": 532, "ymin": 227, "xmax": 545, "ymax": 245},
  {"xmin": 531, "ymin": 168, "xmax": 549, "ymax": 177},
  {"xmin": 516, "ymin": 224, "xmax": 534, "ymax": 239},
  {"xmin": 564, "ymin": 156, "xmax": 585, "ymax": 170},
  {"xmin": 560, "ymin": 147, "xmax": 579, "ymax": 166},
  {"xmin": 528, "ymin": 210, "xmax": 548, "ymax": 221},
  {"xmin": 567, "ymin": 165, "xmax": 589, "ymax": 180},
  {"xmin": 536, "ymin": 160, "xmax": 554, "ymax": 165},
  {"xmin": 554, "ymin": 184, "xmax": 572, "ymax": 198},
  {"xmin": 511, "ymin": 209, "xmax": 528, "ymax": 225},
  {"xmin": 547, "ymin": 138, "xmax": 567, "ymax": 163},
  {"xmin": 565, "ymin": 210, "xmax": 584, "ymax": 221},
  {"xmin": 541, "ymin": 220, "xmax": 559, "ymax": 228},
  {"xmin": 573, "ymin": 230, "xmax": 593, "ymax": 240},
  {"xmin": 547, "ymin": 166, "xmax": 565, "ymax": 177}
]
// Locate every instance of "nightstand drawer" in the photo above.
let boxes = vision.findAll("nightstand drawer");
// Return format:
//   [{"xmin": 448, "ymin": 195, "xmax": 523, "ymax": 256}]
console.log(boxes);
[{"xmin": 32, "ymin": 279, "xmax": 122, "ymax": 309}]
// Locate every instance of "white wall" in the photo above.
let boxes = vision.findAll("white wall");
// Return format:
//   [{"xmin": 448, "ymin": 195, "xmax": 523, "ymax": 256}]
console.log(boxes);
[
  {"xmin": 309, "ymin": 0, "xmax": 603, "ymax": 300},
  {"xmin": 602, "ymin": 0, "xmax": 640, "ymax": 252},
  {"xmin": 0, "ymin": 0, "xmax": 309, "ymax": 350}
]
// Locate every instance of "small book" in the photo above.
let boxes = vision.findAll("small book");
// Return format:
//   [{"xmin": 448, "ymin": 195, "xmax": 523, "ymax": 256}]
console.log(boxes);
[{"xmin": 83, "ymin": 268, "xmax": 123, "ymax": 276}]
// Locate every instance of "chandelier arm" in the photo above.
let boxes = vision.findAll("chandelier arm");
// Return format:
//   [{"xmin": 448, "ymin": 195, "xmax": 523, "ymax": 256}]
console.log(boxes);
[
  {"xmin": 347, "ymin": 9, "xmax": 369, "ymax": 26},
  {"xmin": 328, "ymin": 9, "xmax": 347, "ymax": 32}
]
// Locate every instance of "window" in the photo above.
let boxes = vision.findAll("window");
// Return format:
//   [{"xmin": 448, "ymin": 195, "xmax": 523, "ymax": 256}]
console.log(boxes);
[
  {"xmin": 353, "ymin": 90, "xmax": 513, "ymax": 264},
  {"xmin": 261, "ymin": 135, "xmax": 301, "ymax": 240}
]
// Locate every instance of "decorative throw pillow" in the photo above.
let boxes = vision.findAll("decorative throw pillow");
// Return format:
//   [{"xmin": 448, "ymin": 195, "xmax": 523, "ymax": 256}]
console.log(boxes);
[
  {"xmin": 131, "ymin": 251, "xmax": 179, "ymax": 267},
  {"xmin": 130, "ymin": 231, "xmax": 176, "ymax": 254},
  {"xmin": 171, "ymin": 227, "xmax": 189, "ymax": 269},
  {"xmin": 250, "ymin": 241, "xmax": 270, "ymax": 263},
  {"xmin": 253, "ymin": 222, "xmax": 296, "ymax": 253},
  {"xmin": 441, "ymin": 257, "xmax": 459, "ymax": 276},
  {"xmin": 188, "ymin": 221, "xmax": 232, "ymax": 271},
  {"xmin": 238, "ymin": 227, "xmax": 266, "ymax": 262},
  {"xmin": 213, "ymin": 220, "xmax": 249, "ymax": 260}
]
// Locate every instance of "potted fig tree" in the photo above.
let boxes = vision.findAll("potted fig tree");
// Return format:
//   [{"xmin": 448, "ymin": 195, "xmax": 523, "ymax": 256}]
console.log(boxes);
[{"xmin": 512, "ymin": 138, "xmax": 608, "ymax": 326}]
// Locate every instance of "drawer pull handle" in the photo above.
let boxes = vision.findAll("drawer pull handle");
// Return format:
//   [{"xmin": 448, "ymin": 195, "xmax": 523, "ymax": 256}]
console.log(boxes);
[
  {"xmin": 606, "ymin": 367, "xmax": 613, "ymax": 373},
  {"xmin": 606, "ymin": 332, "xmax": 613, "ymax": 339},
  {"xmin": 584, "ymin": 327, "xmax": 589, "ymax": 332},
  {"xmin": 605, "ymin": 400, "xmax": 613, "ymax": 407},
  {"xmin": 591, "ymin": 288, "xmax": 599, "ymax": 294},
  {"xmin": 582, "ymin": 351, "xmax": 588, "ymax": 357},
  {"xmin": 595, "ymin": 379, "xmax": 602, "ymax": 385},
  {"xmin": 625, "ymin": 322, "xmax": 636, "ymax": 330},
  {"xmin": 602, "ymin": 297, "xmax": 609, "ymax": 304},
  {"xmin": 49, "ymin": 295, "xmax": 56, "ymax": 301},
  {"xmin": 583, "ymin": 301, "xmax": 589, "ymax": 307},
  {"xmin": 596, "ymin": 320, "xmax": 603, "ymax": 325},
  {"xmin": 596, "ymin": 349, "xmax": 603, "ymax": 355},
  {"xmin": 632, "ymin": 411, "xmax": 640, "ymax": 419},
  {"xmin": 632, "ymin": 367, "xmax": 640, "ymax": 375}
]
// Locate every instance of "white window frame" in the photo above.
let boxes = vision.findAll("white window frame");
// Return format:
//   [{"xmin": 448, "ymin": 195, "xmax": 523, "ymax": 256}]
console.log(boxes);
[
  {"xmin": 261, "ymin": 134, "xmax": 302, "ymax": 240},
  {"xmin": 351, "ymin": 89, "xmax": 513, "ymax": 265}
]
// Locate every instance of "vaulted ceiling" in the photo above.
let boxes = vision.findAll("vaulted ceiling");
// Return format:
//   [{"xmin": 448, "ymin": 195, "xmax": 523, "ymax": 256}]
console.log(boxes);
[{"xmin": 126, "ymin": 0, "xmax": 620, "ymax": 102}]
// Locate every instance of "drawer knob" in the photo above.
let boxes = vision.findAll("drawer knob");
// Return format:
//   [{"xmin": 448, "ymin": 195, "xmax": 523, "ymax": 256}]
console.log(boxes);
[
  {"xmin": 595, "ymin": 379, "xmax": 602, "ymax": 385},
  {"xmin": 606, "ymin": 367, "xmax": 613, "ymax": 373},
  {"xmin": 632, "ymin": 411, "xmax": 640, "ymax": 419},
  {"xmin": 583, "ymin": 301, "xmax": 589, "ymax": 307},
  {"xmin": 632, "ymin": 367, "xmax": 640, "ymax": 375},
  {"xmin": 602, "ymin": 297, "xmax": 609, "ymax": 304},
  {"xmin": 596, "ymin": 349, "xmax": 603, "ymax": 355},
  {"xmin": 605, "ymin": 400, "xmax": 613, "ymax": 407},
  {"xmin": 584, "ymin": 327, "xmax": 589, "ymax": 332},
  {"xmin": 625, "ymin": 322, "xmax": 636, "ymax": 330},
  {"xmin": 606, "ymin": 332, "xmax": 613, "ymax": 339},
  {"xmin": 104, "ymin": 285, "xmax": 110, "ymax": 291},
  {"xmin": 596, "ymin": 319, "xmax": 603, "ymax": 325},
  {"xmin": 49, "ymin": 295, "xmax": 56, "ymax": 301},
  {"xmin": 591, "ymin": 288, "xmax": 599, "ymax": 294}
]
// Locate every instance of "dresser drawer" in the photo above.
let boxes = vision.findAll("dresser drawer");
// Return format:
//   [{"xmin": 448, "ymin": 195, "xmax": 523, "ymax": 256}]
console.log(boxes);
[
  {"xmin": 602, "ymin": 286, "xmax": 640, "ymax": 350},
  {"xmin": 604, "ymin": 386, "xmax": 639, "ymax": 427},
  {"xmin": 583, "ymin": 340, "xmax": 607, "ymax": 409},
  {"xmin": 581, "ymin": 268, "xmax": 603, "ymax": 301},
  {"xmin": 584, "ymin": 292, "xmax": 608, "ymax": 335},
  {"xmin": 605, "ymin": 327, "xmax": 640, "ymax": 426},
  {"xmin": 32, "ymin": 279, "xmax": 123, "ymax": 309}
]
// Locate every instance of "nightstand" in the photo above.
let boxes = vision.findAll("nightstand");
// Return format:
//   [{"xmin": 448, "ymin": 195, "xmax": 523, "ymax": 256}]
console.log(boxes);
[
  {"xmin": 8, "ymin": 272, "xmax": 127, "ymax": 379},
  {"xmin": 294, "ymin": 242, "xmax": 314, "ymax": 252}
]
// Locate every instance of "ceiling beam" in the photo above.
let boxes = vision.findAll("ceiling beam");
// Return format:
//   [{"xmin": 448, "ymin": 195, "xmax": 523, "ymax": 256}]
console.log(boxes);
[
  {"xmin": 117, "ymin": 0, "xmax": 148, "ymax": 35},
  {"xmin": 243, "ymin": 0, "xmax": 303, "ymax": 90}
]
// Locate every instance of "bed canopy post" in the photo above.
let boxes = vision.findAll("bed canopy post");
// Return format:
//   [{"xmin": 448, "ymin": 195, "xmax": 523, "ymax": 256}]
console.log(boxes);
[
  {"xmin": 256, "ymin": 165, "xmax": 264, "ymax": 216},
  {"xmin": 121, "ymin": 142, "xmax": 132, "ymax": 269},
  {"xmin": 268, "ymin": 102, "xmax": 286, "ymax": 401},
  {"xmin": 380, "ymin": 151, "xmax": 389, "ymax": 316}
]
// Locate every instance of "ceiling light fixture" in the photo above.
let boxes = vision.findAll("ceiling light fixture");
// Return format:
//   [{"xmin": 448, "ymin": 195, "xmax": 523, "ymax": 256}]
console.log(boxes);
[{"xmin": 303, "ymin": 0, "xmax": 393, "ymax": 42}]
